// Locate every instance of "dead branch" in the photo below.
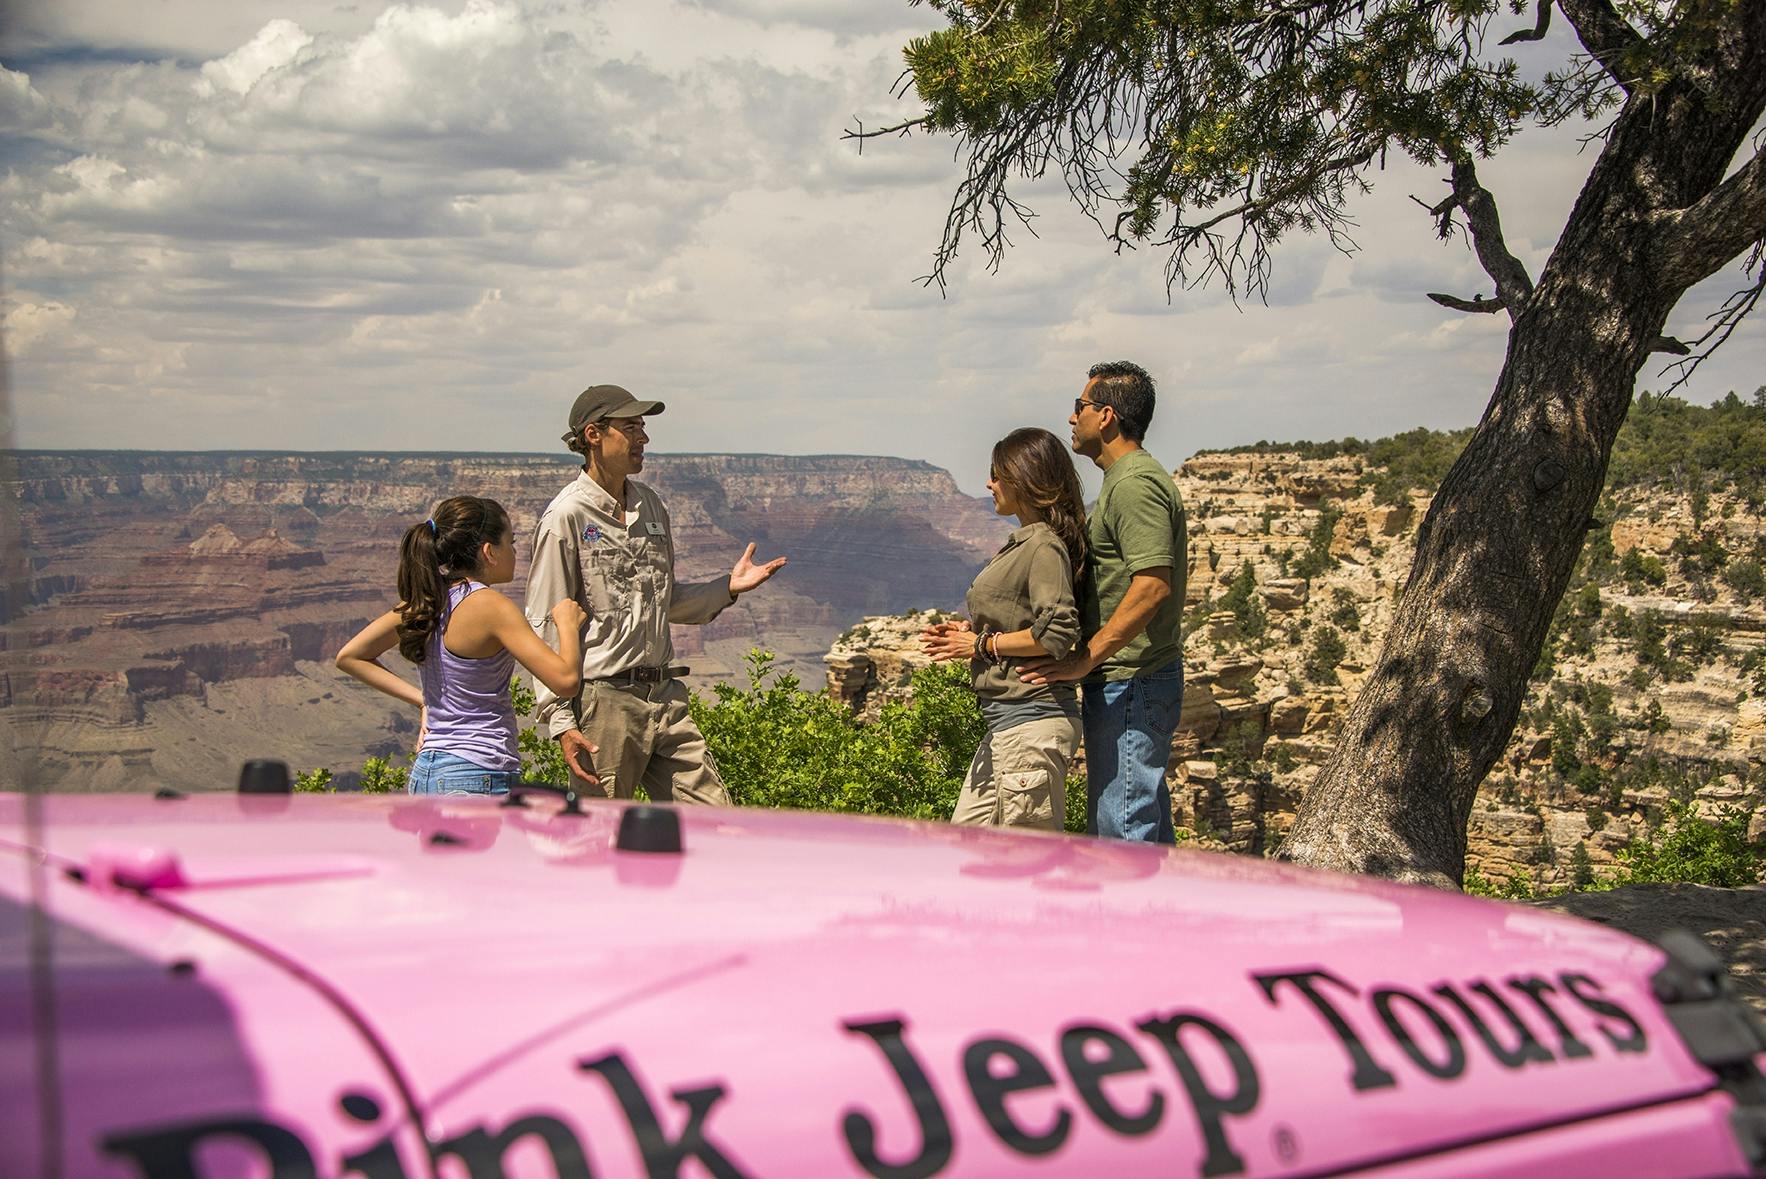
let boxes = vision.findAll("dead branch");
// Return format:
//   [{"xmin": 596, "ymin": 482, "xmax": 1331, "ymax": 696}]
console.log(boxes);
[
  {"xmin": 1451, "ymin": 157, "xmax": 1534, "ymax": 318},
  {"xmin": 1660, "ymin": 243, "xmax": 1766, "ymax": 392},
  {"xmin": 1500, "ymin": 0, "xmax": 1552, "ymax": 45},
  {"xmin": 1428, "ymin": 292, "xmax": 1506, "ymax": 313}
]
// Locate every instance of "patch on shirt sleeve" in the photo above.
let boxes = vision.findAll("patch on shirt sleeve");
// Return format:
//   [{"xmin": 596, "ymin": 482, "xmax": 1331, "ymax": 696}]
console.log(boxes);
[{"xmin": 581, "ymin": 524, "xmax": 602, "ymax": 544}]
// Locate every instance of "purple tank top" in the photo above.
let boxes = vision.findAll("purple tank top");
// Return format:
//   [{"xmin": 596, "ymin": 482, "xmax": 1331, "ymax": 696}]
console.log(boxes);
[{"xmin": 419, "ymin": 581, "xmax": 519, "ymax": 772}]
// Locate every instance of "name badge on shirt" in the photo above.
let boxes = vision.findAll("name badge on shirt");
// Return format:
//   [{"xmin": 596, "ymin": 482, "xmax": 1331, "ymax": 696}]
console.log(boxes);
[{"xmin": 644, "ymin": 521, "xmax": 666, "ymax": 536}]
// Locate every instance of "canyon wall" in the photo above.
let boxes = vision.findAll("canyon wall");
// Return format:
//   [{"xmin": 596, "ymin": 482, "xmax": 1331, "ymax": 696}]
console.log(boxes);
[
  {"xmin": 825, "ymin": 450, "xmax": 1765, "ymax": 884},
  {"xmin": 3, "ymin": 451, "xmax": 1008, "ymax": 790}
]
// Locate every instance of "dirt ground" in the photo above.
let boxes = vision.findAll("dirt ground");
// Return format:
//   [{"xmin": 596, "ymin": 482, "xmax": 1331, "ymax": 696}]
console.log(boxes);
[{"xmin": 1531, "ymin": 883, "xmax": 1766, "ymax": 1015}]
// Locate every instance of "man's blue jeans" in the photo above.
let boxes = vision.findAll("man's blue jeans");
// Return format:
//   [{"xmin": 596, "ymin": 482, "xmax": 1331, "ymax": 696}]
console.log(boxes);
[{"xmin": 1082, "ymin": 663, "xmax": 1183, "ymax": 843}]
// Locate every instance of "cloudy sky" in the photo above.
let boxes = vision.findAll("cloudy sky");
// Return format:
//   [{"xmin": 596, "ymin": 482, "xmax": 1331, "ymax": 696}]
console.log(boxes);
[{"xmin": 4, "ymin": 0, "xmax": 1762, "ymax": 495}]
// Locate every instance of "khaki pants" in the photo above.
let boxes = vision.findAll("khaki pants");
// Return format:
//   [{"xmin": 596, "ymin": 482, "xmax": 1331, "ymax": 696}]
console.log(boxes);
[
  {"xmin": 951, "ymin": 715, "xmax": 1080, "ymax": 831},
  {"xmin": 576, "ymin": 679, "xmax": 730, "ymax": 805}
]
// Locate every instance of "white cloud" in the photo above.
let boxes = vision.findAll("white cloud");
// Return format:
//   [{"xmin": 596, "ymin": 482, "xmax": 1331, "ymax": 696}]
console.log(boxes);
[
  {"xmin": 195, "ymin": 18, "xmax": 314, "ymax": 97},
  {"xmin": 6, "ymin": 0, "xmax": 1763, "ymax": 498}
]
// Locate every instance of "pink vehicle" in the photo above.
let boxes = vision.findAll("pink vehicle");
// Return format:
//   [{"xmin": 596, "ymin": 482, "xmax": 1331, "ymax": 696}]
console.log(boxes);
[{"xmin": 3, "ymin": 770, "xmax": 1764, "ymax": 1179}]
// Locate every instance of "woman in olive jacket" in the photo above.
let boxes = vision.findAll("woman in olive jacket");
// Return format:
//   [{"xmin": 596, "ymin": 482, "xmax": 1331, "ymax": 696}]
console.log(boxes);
[{"xmin": 923, "ymin": 427, "xmax": 1087, "ymax": 830}]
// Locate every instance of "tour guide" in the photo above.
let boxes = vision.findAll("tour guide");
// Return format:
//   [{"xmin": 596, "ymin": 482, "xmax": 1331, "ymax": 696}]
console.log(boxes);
[{"xmin": 526, "ymin": 384, "xmax": 787, "ymax": 801}]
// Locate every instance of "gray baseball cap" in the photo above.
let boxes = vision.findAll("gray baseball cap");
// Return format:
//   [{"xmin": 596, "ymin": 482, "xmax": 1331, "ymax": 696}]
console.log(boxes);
[{"xmin": 562, "ymin": 384, "xmax": 665, "ymax": 444}]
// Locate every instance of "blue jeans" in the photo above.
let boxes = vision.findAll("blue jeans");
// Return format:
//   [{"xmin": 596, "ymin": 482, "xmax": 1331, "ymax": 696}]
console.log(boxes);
[
  {"xmin": 1082, "ymin": 663, "xmax": 1183, "ymax": 843},
  {"xmin": 406, "ymin": 749, "xmax": 517, "ymax": 796}
]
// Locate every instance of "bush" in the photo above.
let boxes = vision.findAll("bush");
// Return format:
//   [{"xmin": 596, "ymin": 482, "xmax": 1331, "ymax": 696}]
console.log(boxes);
[
  {"xmin": 1304, "ymin": 625, "xmax": 1348, "ymax": 684},
  {"xmin": 1670, "ymin": 530, "xmax": 1728, "ymax": 579},
  {"xmin": 1217, "ymin": 562, "xmax": 1268, "ymax": 642},
  {"xmin": 1292, "ymin": 507, "xmax": 1342, "ymax": 580},
  {"xmin": 357, "ymin": 756, "xmax": 408, "ymax": 794},
  {"xmin": 1723, "ymin": 559, "xmax": 1766, "ymax": 598},
  {"xmin": 510, "ymin": 675, "xmax": 571, "ymax": 785},
  {"xmin": 1463, "ymin": 864, "xmax": 1537, "ymax": 899},
  {"xmin": 1669, "ymin": 614, "xmax": 1727, "ymax": 663},
  {"xmin": 1064, "ymin": 774, "xmax": 1088, "ymax": 834},
  {"xmin": 1327, "ymin": 587, "xmax": 1361, "ymax": 633},
  {"xmin": 1618, "ymin": 802, "xmax": 1761, "ymax": 887},
  {"xmin": 1620, "ymin": 548, "xmax": 1668, "ymax": 590},
  {"xmin": 1569, "ymin": 841, "xmax": 1597, "ymax": 888},
  {"xmin": 690, "ymin": 649, "xmax": 983, "ymax": 820},
  {"xmin": 294, "ymin": 758, "xmax": 406, "ymax": 793}
]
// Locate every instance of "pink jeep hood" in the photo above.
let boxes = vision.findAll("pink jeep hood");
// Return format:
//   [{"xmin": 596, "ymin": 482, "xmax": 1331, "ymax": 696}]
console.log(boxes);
[{"xmin": 2, "ymin": 791, "xmax": 1762, "ymax": 1178}]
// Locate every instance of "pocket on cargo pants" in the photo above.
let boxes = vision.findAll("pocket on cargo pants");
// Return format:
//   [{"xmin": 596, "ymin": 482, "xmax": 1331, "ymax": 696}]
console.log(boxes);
[{"xmin": 999, "ymin": 769, "xmax": 1056, "ymax": 829}]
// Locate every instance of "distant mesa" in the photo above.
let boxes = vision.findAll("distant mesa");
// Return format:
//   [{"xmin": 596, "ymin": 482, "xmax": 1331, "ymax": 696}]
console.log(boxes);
[{"xmin": 147, "ymin": 524, "xmax": 325, "ymax": 571}]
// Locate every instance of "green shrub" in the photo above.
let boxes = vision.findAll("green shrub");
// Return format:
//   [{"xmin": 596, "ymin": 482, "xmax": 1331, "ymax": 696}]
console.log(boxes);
[
  {"xmin": 1463, "ymin": 865, "xmax": 1537, "ymax": 899},
  {"xmin": 1293, "ymin": 507, "xmax": 1342, "ymax": 580},
  {"xmin": 1218, "ymin": 562, "xmax": 1268, "ymax": 642},
  {"xmin": 1621, "ymin": 548, "xmax": 1668, "ymax": 590},
  {"xmin": 1618, "ymin": 802, "xmax": 1761, "ymax": 887},
  {"xmin": 1569, "ymin": 841, "xmax": 1597, "ymax": 888},
  {"xmin": 1669, "ymin": 530, "xmax": 1728, "ymax": 579},
  {"xmin": 1327, "ymin": 587, "xmax": 1361, "ymax": 633},
  {"xmin": 1669, "ymin": 614, "xmax": 1727, "ymax": 663},
  {"xmin": 293, "ymin": 758, "xmax": 406, "ymax": 793},
  {"xmin": 690, "ymin": 649, "xmax": 983, "ymax": 820},
  {"xmin": 510, "ymin": 676, "xmax": 571, "ymax": 785},
  {"xmin": 1722, "ymin": 559, "xmax": 1766, "ymax": 598},
  {"xmin": 1304, "ymin": 625, "xmax": 1348, "ymax": 684},
  {"xmin": 1064, "ymin": 775, "xmax": 1088, "ymax": 834}
]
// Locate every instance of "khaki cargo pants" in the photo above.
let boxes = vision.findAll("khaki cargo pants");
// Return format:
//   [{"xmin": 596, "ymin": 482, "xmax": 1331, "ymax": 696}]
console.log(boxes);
[
  {"xmin": 575, "ymin": 679, "xmax": 731, "ymax": 805},
  {"xmin": 950, "ymin": 715, "xmax": 1080, "ymax": 831}
]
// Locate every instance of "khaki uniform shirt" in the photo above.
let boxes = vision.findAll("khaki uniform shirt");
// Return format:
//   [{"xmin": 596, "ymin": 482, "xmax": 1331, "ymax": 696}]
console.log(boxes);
[
  {"xmin": 966, "ymin": 522, "xmax": 1081, "ymax": 705},
  {"xmin": 526, "ymin": 471, "xmax": 734, "ymax": 737}
]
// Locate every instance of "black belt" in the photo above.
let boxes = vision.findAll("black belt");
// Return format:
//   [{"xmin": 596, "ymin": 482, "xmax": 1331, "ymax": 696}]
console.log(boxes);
[{"xmin": 595, "ymin": 665, "xmax": 689, "ymax": 685}]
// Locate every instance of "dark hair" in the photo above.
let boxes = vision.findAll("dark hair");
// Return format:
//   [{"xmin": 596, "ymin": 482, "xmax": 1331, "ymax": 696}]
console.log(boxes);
[
  {"xmin": 991, "ymin": 427, "xmax": 1087, "ymax": 574},
  {"xmin": 395, "ymin": 496, "xmax": 510, "ymax": 663},
  {"xmin": 1086, "ymin": 360, "xmax": 1156, "ymax": 443}
]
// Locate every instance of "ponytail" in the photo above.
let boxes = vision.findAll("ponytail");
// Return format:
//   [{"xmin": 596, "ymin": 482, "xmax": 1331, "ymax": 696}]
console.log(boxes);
[{"xmin": 394, "ymin": 496, "xmax": 511, "ymax": 663}]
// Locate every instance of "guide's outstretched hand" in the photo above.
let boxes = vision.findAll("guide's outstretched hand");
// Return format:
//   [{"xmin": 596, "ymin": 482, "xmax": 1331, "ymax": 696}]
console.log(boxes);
[{"xmin": 730, "ymin": 543, "xmax": 787, "ymax": 595}]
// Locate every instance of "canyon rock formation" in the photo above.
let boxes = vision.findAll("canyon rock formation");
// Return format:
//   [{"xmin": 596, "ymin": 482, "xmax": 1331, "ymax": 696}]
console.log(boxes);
[
  {"xmin": 3, "ymin": 451, "xmax": 1007, "ymax": 790},
  {"xmin": 825, "ymin": 449, "xmax": 1765, "ymax": 887}
]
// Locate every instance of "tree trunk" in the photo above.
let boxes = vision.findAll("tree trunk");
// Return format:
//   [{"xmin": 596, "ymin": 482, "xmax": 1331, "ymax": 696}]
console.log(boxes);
[{"xmin": 1282, "ymin": 37, "xmax": 1766, "ymax": 886}]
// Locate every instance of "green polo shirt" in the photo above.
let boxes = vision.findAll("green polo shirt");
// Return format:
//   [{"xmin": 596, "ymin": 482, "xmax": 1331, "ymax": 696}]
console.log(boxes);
[{"xmin": 1081, "ymin": 448, "xmax": 1187, "ymax": 680}]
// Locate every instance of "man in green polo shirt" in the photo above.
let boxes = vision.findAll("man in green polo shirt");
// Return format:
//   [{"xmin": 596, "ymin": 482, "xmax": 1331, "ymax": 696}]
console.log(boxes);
[{"xmin": 1021, "ymin": 361, "xmax": 1187, "ymax": 842}]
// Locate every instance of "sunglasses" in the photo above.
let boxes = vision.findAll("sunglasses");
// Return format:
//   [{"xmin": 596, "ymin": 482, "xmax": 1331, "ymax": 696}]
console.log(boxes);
[{"xmin": 1073, "ymin": 397, "xmax": 1107, "ymax": 415}]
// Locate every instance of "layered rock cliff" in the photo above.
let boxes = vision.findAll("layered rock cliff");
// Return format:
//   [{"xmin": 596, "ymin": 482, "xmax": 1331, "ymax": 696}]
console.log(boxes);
[
  {"xmin": 4, "ymin": 451, "xmax": 1007, "ymax": 790},
  {"xmin": 825, "ymin": 449, "xmax": 1765, "ymax": 884}
]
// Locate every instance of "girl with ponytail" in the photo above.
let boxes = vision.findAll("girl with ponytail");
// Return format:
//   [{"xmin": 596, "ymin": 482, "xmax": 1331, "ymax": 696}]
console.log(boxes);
[
  {"xmin": 922, "ymin": 427, "xmax": 1088, "ymax": 830},
  {"xmin": 337, "ymin": 495, "xmax": 587, "ymax": 795}
]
